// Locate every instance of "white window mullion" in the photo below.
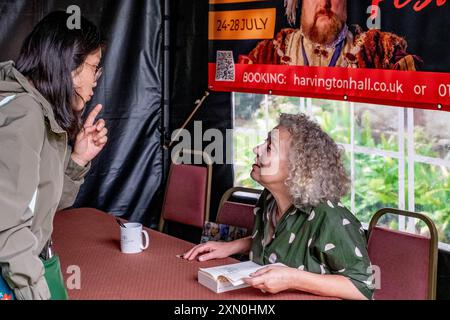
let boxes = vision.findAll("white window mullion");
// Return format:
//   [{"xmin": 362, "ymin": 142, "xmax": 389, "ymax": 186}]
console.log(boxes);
[
  {"xmin": 341, "ymin": 145, "xmax": 400, "ymax": 159},
  {"xmin": 299, "ymin": 97, "xmax": 306, "ymax": 114},
  {"xmin": 398, "ymin": 108, "xmax": 406, "ymax": 231},
  {"xmin": 407, "ymin": 108, "xmax": 417, "ymax": 233},
  {"xmin": 350, "ymin": 102, "xmax": 356, "ymax": 214},
  {"xmin": 306, "ymin": 98, "xmax": 313, "ymax": 117},
  {"xmin": 264, "ymin": 94, "xmax": 270, "ymax": 132},
  {"xmin": 231, "ymin": 92, "xmax": 237, "ymax": 180},
  {"xmin": 232, "ymin": 92, "xmax": 236, "ymax": 129},
  {"xmin": 413, "ymin": 155, "xmax": 450, "ymax": 168}
]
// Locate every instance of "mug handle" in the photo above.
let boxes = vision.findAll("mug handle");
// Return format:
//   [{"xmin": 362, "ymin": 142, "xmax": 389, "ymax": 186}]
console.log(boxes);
[{"xmin": 141, "ymin": 230, "xmax": 150, "ymax": 250}]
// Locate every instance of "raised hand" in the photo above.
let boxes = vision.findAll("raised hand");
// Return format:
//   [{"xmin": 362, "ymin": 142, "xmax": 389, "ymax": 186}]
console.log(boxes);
[{"xmin": 72, "ymin": 104, "xmax": 108, "ymax": 167}]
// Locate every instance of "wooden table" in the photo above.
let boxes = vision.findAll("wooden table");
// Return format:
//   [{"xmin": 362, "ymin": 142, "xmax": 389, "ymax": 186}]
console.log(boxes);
[{"xmin": 52, "ymin": 209, "xmax": 335, "ymax": 300}]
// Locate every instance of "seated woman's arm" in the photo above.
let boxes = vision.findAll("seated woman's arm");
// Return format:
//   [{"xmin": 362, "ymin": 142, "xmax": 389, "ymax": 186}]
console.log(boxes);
[
  {"xmin": 244, "ymin": 266, "xmax": 367, "ymax": 300},
  {"xmin": 294, "ymin": 270, "xmax": 368, "ymax": 300}
]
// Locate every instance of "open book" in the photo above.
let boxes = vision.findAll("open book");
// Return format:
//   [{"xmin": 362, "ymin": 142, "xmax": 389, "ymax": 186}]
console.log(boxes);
[{"xmin": 198, "ymin": 261, "xmax": 284, "ymax": 293}]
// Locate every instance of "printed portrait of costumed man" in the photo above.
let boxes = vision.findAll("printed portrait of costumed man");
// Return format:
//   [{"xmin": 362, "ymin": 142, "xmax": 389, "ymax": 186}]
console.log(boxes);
[{"xmin": 238, "ymin": 0, "xmax": 422, "ymax": 71}]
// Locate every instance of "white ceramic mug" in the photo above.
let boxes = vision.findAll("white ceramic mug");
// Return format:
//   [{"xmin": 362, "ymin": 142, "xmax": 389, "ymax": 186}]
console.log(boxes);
[{"xmin": 120, "ymin": 223, "xmax": 150, "ymax": 254}]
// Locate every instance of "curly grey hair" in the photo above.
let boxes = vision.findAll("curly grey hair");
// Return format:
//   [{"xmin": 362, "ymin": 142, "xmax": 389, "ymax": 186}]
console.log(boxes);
[{"xmin": 279, "ymin": 113, "xmax": 350, "ymax": 207}]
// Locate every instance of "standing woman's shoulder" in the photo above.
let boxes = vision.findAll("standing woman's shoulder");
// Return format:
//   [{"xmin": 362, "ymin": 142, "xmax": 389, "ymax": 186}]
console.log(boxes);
[
  {"xmin": 0, "ymin": 92, "xmax": 46, "ymax": 145},
  {"xmin": 0, "ymin": 60, "xmax": 46, "ymax": 137}
]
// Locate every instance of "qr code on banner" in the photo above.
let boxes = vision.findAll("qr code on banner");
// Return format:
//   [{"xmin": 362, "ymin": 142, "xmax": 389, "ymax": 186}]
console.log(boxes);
[{"xmin": 215, "ymin": 51, "xmax": 235, "ymax": 82}]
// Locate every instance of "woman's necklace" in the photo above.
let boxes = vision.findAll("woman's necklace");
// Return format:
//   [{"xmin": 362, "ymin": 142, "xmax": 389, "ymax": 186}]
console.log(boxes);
[{"xmin": 301, "ymin": 37, "xmax": 345, "ymax": 67}]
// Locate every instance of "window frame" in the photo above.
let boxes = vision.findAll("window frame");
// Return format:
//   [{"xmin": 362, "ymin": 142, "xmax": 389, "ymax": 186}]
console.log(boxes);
[{"xmin": 232, "ymin": 93, "xmax": 450, "ymax": 241}]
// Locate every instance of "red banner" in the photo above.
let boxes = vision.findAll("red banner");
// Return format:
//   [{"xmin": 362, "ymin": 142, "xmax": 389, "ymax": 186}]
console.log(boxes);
[
  {"xmin": 209, "ymin": 64, "xmax": 450, "ymax": 111},
  {"xmin": 208, "ymin": 0, "xmax": 450, "ymax": 111}
]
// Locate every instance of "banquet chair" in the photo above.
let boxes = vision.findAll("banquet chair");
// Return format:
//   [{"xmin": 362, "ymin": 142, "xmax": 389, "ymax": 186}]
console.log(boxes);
[
  {"xmin": 368, "ymin": 208, "xmax": 439, "ymax": 300},
  {"xmin": 216, "ymin": 187, "xmax": 262, "ymax": 236},
  {"xmin": 159, "ymin": 149, "xmax": 213, "ymax": 235}
]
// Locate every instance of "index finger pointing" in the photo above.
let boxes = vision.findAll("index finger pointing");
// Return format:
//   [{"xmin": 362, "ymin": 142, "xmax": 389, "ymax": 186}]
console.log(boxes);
[{"xmin": 84, "ymin": 104, "xmax": 103, "ymax": 128}]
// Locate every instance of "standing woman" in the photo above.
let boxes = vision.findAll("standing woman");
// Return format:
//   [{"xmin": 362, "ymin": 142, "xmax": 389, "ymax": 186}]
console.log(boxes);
[{"xmin": 0, "ymin": 11, "xmax": 108, "ymax": 300}]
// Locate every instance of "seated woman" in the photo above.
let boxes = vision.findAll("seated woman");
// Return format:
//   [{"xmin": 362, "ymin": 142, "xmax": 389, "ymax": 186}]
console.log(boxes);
[{"xmin": 184, "ymin": 113, "xmax": 374, "ymax": 300}]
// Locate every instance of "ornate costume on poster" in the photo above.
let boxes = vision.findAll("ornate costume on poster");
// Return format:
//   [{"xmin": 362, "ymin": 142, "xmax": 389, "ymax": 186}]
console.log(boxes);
[{"xmin": 238, "ymin": 0, "xmax": 421, "ymax": 71}]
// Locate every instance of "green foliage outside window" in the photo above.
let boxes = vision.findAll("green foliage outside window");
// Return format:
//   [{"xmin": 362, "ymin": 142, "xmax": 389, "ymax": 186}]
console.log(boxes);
[{"xmin": 233, "ymin": 94, "xmax": 450, "ymax": 243}]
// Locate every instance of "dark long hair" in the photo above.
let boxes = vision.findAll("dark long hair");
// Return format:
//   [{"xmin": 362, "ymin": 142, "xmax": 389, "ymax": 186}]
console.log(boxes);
[{"xmin": 16, "ymin": 11, "xmax": 103, "ymax": 140}]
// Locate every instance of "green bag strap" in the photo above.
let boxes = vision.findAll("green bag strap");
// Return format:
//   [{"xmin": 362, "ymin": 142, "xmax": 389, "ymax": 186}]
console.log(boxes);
[{"xmin": 41, "ymin": 256, "xmax": 69, "ymax": 301}]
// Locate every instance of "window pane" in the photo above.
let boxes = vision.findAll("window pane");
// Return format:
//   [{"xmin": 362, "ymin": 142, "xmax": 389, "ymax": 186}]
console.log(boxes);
[
  {"xmin": 354, "ymin": 154, "xmax": 399, "ymax": 226},
  {"xmin": 354, "ymin": 103, "xmax": 400, "ymax": 151},
  {"xmin": 234, "ymin": 93, "xmax": 307, "ymax": 189},
  {"xmin": 312, "ymin": 99, "xmax": 351, "ymax": 144},
  {"xmin": 340, "ymin": 151, "xmax": 352, "ymax": 210},
  {"xmin": 414, "ymin": 109, "xmax": 450, "ymax": 160},
  {"xmin": 414, "ymin": 163, "xmax": 450, "ymax": 243},
  {"xmin": 234, "ymin": 93, "xmax": 264, "ymax": 131},
  {"xmin": 234, "ymin": 93, "xmax": 266, "ymax": 189},
  {"xmin": 270, "ymin": 95, "xmax": 304, "ymax": 115},
  {"xmin": 234, "ymin": 127, "xmax": 263, "ymax": 189},
  {"xmin": 266, "ymin": 95, "xmax": 305, "ymax": 131}
]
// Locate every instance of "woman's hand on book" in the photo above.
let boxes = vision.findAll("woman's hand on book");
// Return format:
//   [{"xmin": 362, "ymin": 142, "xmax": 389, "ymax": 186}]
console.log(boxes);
[
  {"xmin": 243, "ymin": 266, "xmax": 299, "ymax": 294},
  {"xmin": 182, "ymin": 241, "xmax": 236, "ymax": 262}
]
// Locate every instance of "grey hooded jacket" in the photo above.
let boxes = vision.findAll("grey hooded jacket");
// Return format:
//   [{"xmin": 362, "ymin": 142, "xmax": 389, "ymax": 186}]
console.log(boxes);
[{"xmin": 0, "ymin": 61, "xmax": 90, "ymax": 300}]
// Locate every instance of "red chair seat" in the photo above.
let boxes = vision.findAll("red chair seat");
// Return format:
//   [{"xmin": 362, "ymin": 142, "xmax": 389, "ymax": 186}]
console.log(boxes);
[
  {"xmin": 368, "ymin": 226, "xmax": 433, "ymax": 300},
  {"xmin": 368, "ymin": 208, "xmax": 438, "ymax": 300},
  {"xmin": 162, "ymin": 164, "xmax": 208, "ymax": 229},
  {"xmin": 217, "ymin": 201, "xmax": 255, "ymax": 235}
]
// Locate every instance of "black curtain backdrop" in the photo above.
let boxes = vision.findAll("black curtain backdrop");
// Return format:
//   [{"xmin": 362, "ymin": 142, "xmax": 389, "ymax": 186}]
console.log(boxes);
[
  {"xmin": 0, "ymin": 0, "xmax": 164, "ymax": 227},
  {"xmin": 169, "ymin": 0, "xmax": 234, "ymax": 242},
  {"xmin": 0, "ymin": 0, "xmax": 233, "ymax": 236}
]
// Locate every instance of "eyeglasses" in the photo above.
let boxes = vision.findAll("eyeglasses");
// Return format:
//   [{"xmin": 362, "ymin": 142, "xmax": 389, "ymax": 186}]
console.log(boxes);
[{"xmin": 84, "ymin": 62, "xmax": 103, "ymax": 82}]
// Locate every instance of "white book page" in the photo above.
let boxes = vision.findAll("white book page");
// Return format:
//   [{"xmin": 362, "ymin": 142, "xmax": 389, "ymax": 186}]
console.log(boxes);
[{"xmin": 200, "ymin": 261, "xmax": 284, "ymax": 286}]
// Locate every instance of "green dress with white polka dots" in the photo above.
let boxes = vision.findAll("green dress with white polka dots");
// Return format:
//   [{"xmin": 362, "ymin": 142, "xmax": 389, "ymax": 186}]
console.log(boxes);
[{"xmin": 250, "ymin": 189, "xmax": 374, "ymax": 300}]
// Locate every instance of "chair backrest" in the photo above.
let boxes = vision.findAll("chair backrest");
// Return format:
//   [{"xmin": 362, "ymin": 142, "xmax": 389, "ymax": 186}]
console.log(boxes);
[
  {"xmin": 216, "ymin": 187, "xmax": 262, "ymax": 235},
  {"xmin": 159, "ymin": 150, "xmax": 212, "ymax": 230},
  {"xmin": 368, "ymin": 208, "xmax": 439, "ymax": 300}
]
